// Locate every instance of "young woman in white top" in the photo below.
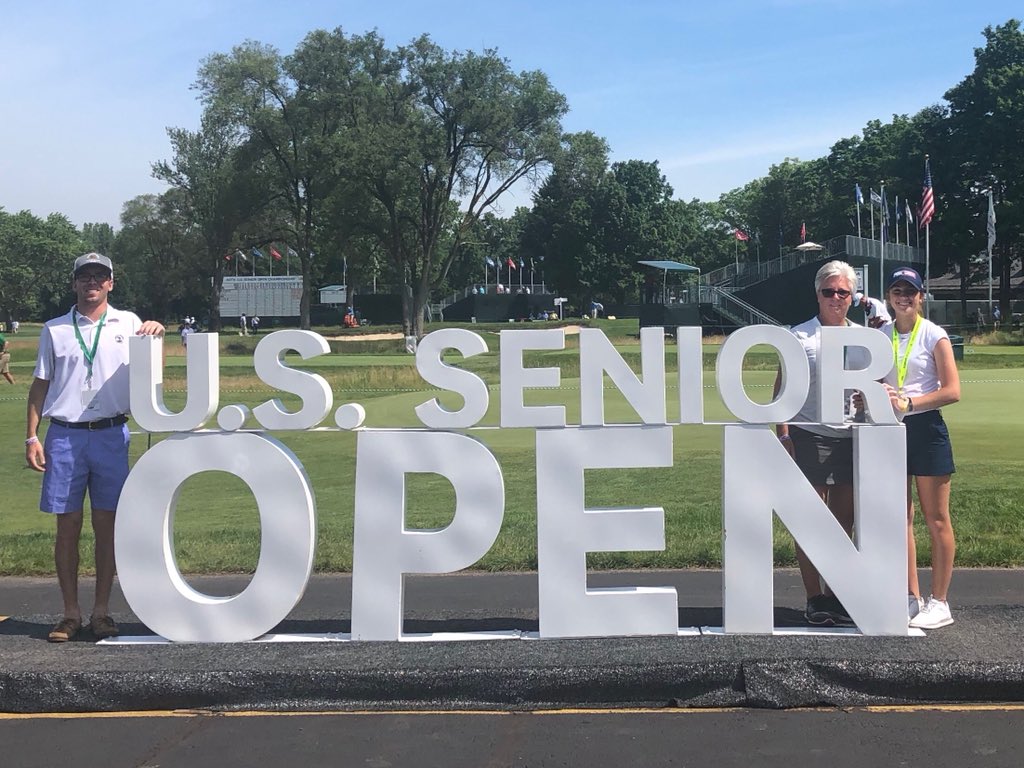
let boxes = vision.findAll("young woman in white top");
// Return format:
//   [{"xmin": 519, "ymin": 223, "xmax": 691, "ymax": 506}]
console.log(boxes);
[{"xmin": 881, "ymin": 267, "xmax": 961, "ymax": 629}]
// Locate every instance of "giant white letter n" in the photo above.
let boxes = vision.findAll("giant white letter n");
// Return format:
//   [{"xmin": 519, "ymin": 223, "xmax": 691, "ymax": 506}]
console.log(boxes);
[{"xmin": 722, "ymin": 425, "xmax": 907, "ymax": 635}]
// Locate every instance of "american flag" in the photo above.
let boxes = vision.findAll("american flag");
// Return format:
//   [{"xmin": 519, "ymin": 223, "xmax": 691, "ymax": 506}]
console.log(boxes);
[
  {"xmin": 919, "ymin": 158, "xmax": 935, "ymax": 228},
  {"xmin": 734, "ymin": 229, "xmax": 750, "ymax": 241}
]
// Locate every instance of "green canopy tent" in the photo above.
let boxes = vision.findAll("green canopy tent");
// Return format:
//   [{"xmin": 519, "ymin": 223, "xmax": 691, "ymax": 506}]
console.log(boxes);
[{"xmin": 637, "ymin": 260, "xmax": 701, "ymax": 304}]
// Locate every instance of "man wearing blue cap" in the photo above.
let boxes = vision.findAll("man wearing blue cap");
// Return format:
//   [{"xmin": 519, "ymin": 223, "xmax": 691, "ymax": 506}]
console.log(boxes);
[{"xmin": 25, "ymin": 253, "xmax": 165, "ymax": 642}]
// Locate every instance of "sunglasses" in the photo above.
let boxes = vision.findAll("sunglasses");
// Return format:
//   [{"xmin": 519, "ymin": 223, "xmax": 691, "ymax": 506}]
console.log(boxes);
[
  {"xmin": 76, "ymin": 272, "xmax": 111, "ymax": 284},
  {"xmin": 890, "ymin": 287, "xmax": 920, "ymax": 297},
  {"xmin": 819, "ymin": 288, "xmax": 852, "ymax": 299}
]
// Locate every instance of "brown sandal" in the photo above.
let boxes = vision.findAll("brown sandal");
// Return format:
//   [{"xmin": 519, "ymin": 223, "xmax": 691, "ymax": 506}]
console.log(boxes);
[
  {"xmin": 48, "ymin": 617, "xmax": 82, "ymax": 643},
  {"xmin": 89, "ymin": 615, "xmax": 120, "ymax": 640}
]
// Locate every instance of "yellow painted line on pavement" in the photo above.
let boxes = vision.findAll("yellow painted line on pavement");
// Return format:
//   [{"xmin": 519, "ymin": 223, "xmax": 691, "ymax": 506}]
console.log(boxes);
[
  {"xmin": 859, "ymin": 703, "xmax": 1024, "ymax": 713},
  {"xmin": 6, "ymin": 703, "xmax": 1024, "ymax": 720},
  {"xmin": 0, "ymin": 710, "xmax": 509, "ymax": 720},
  {"xmin": 526, "ymin": 705, "xmax": 1024, "ymax": 715}
]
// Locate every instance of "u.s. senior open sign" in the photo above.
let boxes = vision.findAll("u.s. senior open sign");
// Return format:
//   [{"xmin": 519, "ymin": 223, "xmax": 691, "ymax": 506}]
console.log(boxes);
[{"xmin": 115, "ymin": 326, "xmax": 909, "ymax": 642}]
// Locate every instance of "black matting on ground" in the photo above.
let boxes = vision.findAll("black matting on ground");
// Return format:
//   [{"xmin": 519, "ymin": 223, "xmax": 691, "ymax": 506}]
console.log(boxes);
[{"xmin": 1, "ymin": 572, "xmax": 1023, "ymax": 712}]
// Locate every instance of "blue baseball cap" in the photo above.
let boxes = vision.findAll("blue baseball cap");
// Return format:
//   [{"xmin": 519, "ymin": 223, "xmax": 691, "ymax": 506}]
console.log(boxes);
[{"xmin": 886, "ymin": 266, "xmax": 923, "ymax": 292}]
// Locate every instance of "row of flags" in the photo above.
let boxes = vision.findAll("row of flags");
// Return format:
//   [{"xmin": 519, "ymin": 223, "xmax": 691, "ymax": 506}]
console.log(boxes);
[
  {"xmin": 225, "ymin": 245, "xmax": 303, "ymax": 262},
  {"xmin": 860, "ymin": 186, "xmax": 914, "ymax": 225},
  {"xmin": 731, "ymin": 158, "xmax": 940, "ymax": 249},
  {"xmin": 731, "ymin": 225, "xmax": 803, "ymax": 243},
  {"xmin": 855, "ymin": 157, "xmax": 935, "ymax": 231},
  {"xmin": 485, "ymin": 256, "xmax": 534, "ymax": 270}
]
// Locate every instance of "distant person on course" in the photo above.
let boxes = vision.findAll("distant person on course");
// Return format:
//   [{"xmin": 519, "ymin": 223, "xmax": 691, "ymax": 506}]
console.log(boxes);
[
  {"xmin": 25, "ymin": 252, "xmax": 165, "ymax": 643},
  {"xmin": 0, "ymin": 329, "xmax": 14, "ymax": 384},
  {"xmin": 854, "ymin": 290, "xmax": 891, "ymax": 328}
]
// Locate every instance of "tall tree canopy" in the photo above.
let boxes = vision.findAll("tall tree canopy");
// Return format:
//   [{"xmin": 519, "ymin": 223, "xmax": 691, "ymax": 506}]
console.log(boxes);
[
  {"xmin": 185, "ymin": 29, "xmax": 567, "ymax": 334},
  {"xmin": 0, "ymin": 210, "xmax": 83, "ymax": 324}
]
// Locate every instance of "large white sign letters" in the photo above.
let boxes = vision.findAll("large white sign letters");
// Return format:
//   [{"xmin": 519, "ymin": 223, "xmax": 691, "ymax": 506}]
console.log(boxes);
[{"xmin": 117, "ymin": 326, "xmax": 907, "ymax": 642}]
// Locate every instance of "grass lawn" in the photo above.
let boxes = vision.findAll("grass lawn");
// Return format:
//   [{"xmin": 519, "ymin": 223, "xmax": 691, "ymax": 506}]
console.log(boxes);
[{"xmin": 1, "ymin": 322, "xmax": 1022, "ymax": 575}]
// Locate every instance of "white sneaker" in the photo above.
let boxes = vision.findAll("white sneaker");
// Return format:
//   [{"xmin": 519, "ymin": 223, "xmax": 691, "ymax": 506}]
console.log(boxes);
[
  {"xmin": 909, "ymin": 596, "xmax": 954, "ymax": 629},
  {"xmin": 908, "ymin": 594, "xmax": 924, "ymax": 621}
]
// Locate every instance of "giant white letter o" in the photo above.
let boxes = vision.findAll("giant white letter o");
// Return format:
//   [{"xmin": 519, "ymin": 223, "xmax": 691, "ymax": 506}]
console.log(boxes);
[{"xmin": 115, "ymin": 432, "xmax": 316, "ymax": 642}]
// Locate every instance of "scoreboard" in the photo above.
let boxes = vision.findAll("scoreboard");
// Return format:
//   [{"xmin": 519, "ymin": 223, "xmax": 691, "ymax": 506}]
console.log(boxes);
[{"xmin": 219, "ymin": 276, "xmax": 302, "ymax": 318}]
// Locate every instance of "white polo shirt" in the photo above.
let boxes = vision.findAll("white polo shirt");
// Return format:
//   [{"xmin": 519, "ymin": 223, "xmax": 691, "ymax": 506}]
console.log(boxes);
[
  {"xmin": 34, "ymin": 305, "xmax": 142, "ymax": 422},
  {"xmin": 789, "ymin": 317, "xmax": 872, "ymax": 438}
]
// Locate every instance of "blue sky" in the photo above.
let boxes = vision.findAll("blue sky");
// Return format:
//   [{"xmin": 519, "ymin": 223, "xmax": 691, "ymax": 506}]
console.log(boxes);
[{"xmin": 1, "ymin": 1, "xmax": 1019, "ymax": 228}]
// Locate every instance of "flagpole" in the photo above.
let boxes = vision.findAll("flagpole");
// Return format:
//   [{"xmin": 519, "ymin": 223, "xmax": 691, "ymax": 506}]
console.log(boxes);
[
  {"xmin": 923, "ymin": 155, "xmax": 932, "ymax": 316},
  {"xmin": 905, "ymin": 204, "xmax": 910, "ymax": 245},
  {"xmin": 857, "ymin": 198, "xmax": 862, "ymax": 239},
  {"xmin": 987, "ymin": 189, "xmax": 995, "ymax": 311},
  {"xmin": 879, "ymin": 183, "xmax": 885, "ymax": 298},
  {"xmin": 988, "ymin": 236, "xmax": 993, "ymax": 312},
  {"xmin": 895, "ymin": 196, "xmax": 900, "ymax": 245},
  {"xmin": 925, "ymin": 223, "xmax": 931, "ymax": 316},
  {"xmin": 870, "ymin": 196, "xmax": 875, "ymax": 241}
]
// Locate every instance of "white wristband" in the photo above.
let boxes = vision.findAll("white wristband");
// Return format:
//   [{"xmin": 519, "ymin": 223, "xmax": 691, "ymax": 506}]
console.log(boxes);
[{"xmin": 25, "ymin": 436, "xmax": 39, "ymax": 446}]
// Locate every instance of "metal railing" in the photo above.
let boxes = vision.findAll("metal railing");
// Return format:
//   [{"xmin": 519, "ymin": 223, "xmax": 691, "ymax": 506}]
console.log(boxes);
[
  {"xmin": 436, "ymin": 283, "xmax": 550, "ymax": 309},
  {"xmin": 701, "ymin": 236, "xmax": 924, "ymax": 290},
  {"xmin": 708, "ymin": 286, "xmax": 781, "ymax": 326},
  {"xmin": 351, "ymin": 283, "xmax": 551, "ymax": 311}
]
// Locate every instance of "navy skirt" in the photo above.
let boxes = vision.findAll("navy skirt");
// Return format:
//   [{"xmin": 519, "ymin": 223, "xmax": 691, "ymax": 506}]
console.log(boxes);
[{"xmin": 904, "ymin": 409, "xmax": 955, "ymax": 477}]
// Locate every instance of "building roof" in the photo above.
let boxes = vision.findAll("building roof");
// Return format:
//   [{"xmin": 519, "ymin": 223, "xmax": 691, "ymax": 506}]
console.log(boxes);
[{"xmin": 637, "ymin": 260, "xmax": 700, "ymax": 272}]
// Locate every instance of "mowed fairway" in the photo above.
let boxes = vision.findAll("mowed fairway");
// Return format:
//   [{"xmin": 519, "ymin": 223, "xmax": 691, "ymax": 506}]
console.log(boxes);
[{"xmin": 1, "ymin": 325, "xmax": 1022, "ymax": 575}]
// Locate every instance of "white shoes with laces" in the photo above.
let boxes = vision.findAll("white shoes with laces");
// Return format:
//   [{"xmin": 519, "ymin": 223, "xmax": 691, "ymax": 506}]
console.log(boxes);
[
  {"xmin": 908, "ymin": 594, "xmax": 924, "ymax": 621},
  {"xmin": 909, "ymin": 596, "xmax": 954, "ymax": 629}
]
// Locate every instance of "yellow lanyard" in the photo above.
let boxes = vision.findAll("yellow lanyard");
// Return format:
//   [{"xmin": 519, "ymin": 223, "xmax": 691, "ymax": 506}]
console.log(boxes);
[{"xmin": 891, "ymin": 315, "xmax": 921, "ymax": 392}]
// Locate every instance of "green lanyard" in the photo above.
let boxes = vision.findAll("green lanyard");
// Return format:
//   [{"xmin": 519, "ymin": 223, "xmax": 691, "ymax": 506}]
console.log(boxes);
[
  {"xmin": 891, "ymin": 315, "xmax": 921, "ymax": 392},
  {"xmin": 72, "ymin": 308, "xmax": 107, "ymax": 385}
]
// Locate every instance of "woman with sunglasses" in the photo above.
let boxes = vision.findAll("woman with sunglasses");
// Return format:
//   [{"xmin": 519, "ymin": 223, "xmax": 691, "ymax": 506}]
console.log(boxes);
[
  {"xmin": 881, "ymin": 266, "xmax": 961, "ymax": 629},
  {"xmin": 775, "ymin": 260, "xmax": 869, "ymax": 627}
]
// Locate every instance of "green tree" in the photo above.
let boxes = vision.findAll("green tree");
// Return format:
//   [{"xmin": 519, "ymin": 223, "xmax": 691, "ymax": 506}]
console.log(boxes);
[
  {"xmin": 112, "ymin": 191, "xmax": 207, "ymax": 321},
  {"xmin": 0, "ymin": 209, "xmax": 83, "ymax": 323},
  {"xmin": 153, "ymin": 113, "xmax": 275, "ymax": 330},
  {"xmin": 944, "ymin": 19, "xmax": 1024, "ymax": 316},
  {"xmin": 522, "ymin": 132, "xmax": 610, "ymax": 309},
  {"xmin": 525, "ymin": 133, "xmax": 713, "ymax": 307},
  {"xmin": 82, "ymin": 222, "xmax": 116, "ymax": 255},
  {"xmin": 359, "ymin": 34, "xmax": 567, "ymax": 335}
]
